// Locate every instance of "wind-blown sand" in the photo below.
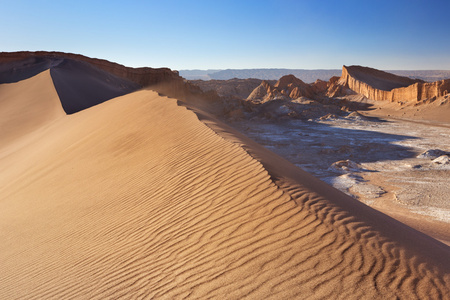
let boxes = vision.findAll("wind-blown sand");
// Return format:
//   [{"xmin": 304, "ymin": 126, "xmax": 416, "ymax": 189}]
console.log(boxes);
[
  {"xmin": 0, "ymin": 71, "xmax": 449, "ymax": 299},
  {"xmin": 0, "ymin": 70, "xmax": 64, "ymax": 147}
]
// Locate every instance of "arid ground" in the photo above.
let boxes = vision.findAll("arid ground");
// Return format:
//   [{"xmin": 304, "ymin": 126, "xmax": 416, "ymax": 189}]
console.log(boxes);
[{"xmin": 231, "ymin": 110, "xmax": 450, "ymax": 245}]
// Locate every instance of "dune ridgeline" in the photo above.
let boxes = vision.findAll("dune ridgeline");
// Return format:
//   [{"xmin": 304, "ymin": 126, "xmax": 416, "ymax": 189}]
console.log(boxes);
[{"xmin": 0, "ymin": 52, "xmax": 449, "ymax": 299}]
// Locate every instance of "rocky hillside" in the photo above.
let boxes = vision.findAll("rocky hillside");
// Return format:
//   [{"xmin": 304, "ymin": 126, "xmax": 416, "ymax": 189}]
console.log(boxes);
[
  {"xmin": 247, "ymin": 75, "xmax": 339, "ymax": 102},
  {"xmin": 190, "ymin": 78, "xmax": 275, "ymax": 100},
  {"xmin": 214, "ymin": 66, "xmax": 450, "ymax": 122},
  {"xmin": 242, "ymin": 66, "xmax": 450, "ymax": 104},
  {"xmin": 247, "ymin": 75, "xmax": 313, "ymax": 102}
]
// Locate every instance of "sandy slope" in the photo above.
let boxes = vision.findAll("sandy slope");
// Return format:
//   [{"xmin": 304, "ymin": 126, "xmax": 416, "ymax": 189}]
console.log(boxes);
[
  {"xmin": 361, "ymin": 97, "xmax": 450, "ymax": 124},
  {"xmin": 0, "ymin": 70, "xmax": 65, "ymax": 187},
  {"xmin": 0, "ymin": 73, "xmax": 449, "ymax": 299},
  {"xmin": 0, "ymin": 70, "xmax": 64, "ymax": 148}
]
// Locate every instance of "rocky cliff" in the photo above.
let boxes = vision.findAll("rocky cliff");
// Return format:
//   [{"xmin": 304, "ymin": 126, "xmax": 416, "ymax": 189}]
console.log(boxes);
[
  {"xmin": 340, "ymin": 65, "xmax": 450, "ymax": 102},
  {"xmin": 0, "ymin": 51, "xmax": 182, "ymax": 87}
]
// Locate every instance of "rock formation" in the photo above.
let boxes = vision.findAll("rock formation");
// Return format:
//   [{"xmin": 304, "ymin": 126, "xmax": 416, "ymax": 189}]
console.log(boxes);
[
  {"xmin": 274, "ymin": 74, "xmax": 314, "ymax": 99},
  {"xmin": 203, "ymin": 65, "xmax": 450, "ymax": 106},
  {"xmin": 310, "ymin": 79, "xmax": 328, "ymax": 94},
  {"xmin": 339, "ymin": 65, "xmax": 450, "ymax": 102},
  {"xmin": 247, "ymin": 75, "xmax": 315, "ymax": 102},
  {"xmin": 246, "ymin": 80, "xmax": 273, "ymax": 102}
]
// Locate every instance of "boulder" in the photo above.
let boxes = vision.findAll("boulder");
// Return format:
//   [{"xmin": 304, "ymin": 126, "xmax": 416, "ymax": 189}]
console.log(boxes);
[
  {"xmin": 417, "ymin": 149, "xmax": 450, "ymax": 159},
  {"xmin": 432, "ymin": 155, "xmax": 450, "ymax": 165},
  {"xmin": 330, "ymin": 160, "xmax": 362, "ymax": 173}
]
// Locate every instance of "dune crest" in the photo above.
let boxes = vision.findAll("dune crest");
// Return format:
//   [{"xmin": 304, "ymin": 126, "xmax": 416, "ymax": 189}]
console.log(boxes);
[{"xmin": 0, "ymin": 70, "xmax": 449, "ymax": 298}]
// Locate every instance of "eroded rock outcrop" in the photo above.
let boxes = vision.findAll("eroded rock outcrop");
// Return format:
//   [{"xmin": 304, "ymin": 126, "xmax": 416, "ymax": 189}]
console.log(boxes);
[
  {"xmin": 199, "ymin": 66, "xmax": 450, "ymax": 107},
  {"xmin": 340, "ymin": 65, "xmax": 450, "ymax": 102},
  {"xmin": 310, "ymin": 79, "xmax": 328, "ymax": 94},
  {"xmin": 274, "ymin": 74, "xmax": 314, "ymax": 99},
  {"xmin": 246, "ymin": 80, "xmax": 274, "ymax": 102},
  {"xmin": 247, "ymin": 75, "xmax": 316, "ymax": 102}
]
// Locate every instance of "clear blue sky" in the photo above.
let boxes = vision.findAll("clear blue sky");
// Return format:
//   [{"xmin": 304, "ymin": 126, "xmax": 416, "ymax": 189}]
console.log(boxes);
[{"xmin": 2, "ymin": 0, "xmax": 449, "ymax": 70}]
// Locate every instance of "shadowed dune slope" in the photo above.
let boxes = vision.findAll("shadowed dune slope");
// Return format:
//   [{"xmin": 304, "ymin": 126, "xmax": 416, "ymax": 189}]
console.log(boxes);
[
  {"xmin": 0, "ymin": 56, "xmax": 62, "ymax": 84},
  {"xmin": 0, "ymin": 74, "xmax": 449, "ymax": 298},
  {"xmin": 50, "ymin": 59, "xmax": 140, "ymax": 113},
  {"xmin": 0, "ymin": 57, "xmax": 140, "ymax": 114}
]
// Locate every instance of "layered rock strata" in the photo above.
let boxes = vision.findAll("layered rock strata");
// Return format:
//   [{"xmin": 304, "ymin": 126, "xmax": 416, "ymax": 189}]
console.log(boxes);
[{"xmin": 340, "ymin": 65, "xmax": 450, "ymax": 102}]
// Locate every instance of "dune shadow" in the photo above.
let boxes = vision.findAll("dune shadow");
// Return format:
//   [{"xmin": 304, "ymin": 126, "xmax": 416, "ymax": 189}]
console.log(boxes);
[
  {"xmin": 50, "ymin": 59, "xmax": 141, "ymax": 114},
  {"xmin": 0, "ymin": 57, "xmax": 141, "ymax": 114}
]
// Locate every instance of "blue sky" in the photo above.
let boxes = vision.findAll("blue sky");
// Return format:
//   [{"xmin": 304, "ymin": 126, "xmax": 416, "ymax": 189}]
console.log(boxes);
[{"xmin": 2, "ymin": 0, "xmax": 449, "ymax": 70}]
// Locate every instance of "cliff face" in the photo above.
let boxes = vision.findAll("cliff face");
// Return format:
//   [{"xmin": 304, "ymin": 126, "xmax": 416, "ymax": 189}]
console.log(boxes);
[
  {"xmin": 0, "ymin": 51, "xmax": 182, "ymax": 87},
  {"xmin": 340, "ymin": 65, "xmax": 450, "ymax": 102}
]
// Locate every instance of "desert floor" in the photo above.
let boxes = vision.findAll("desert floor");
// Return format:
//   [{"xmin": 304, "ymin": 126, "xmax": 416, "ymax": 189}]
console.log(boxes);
[{"xmin": 230, "ymin": 110, "xmax": 450, "ymax": 245}]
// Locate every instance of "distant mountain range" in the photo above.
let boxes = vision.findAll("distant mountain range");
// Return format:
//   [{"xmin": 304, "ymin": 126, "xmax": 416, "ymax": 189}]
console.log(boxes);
[{"xmin": 179, "ymin": 68, "xmax": 450, "ymax": 83}]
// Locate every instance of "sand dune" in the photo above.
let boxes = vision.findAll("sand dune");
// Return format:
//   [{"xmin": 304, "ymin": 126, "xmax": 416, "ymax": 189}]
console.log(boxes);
[
  {"xmin": 0, "ymin": 56, "xmax": 61, "ymax": 84},
  {"xmin": 0, "ymin": 70, "xmax": 64, "ymax": 150},
  {"xmin": 0, "ymin": 55, "xmax": 140, "ymax": 114},
  {"xmin": 0, "ymin": 71, "xmax": 449, "ymax": 299}
]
